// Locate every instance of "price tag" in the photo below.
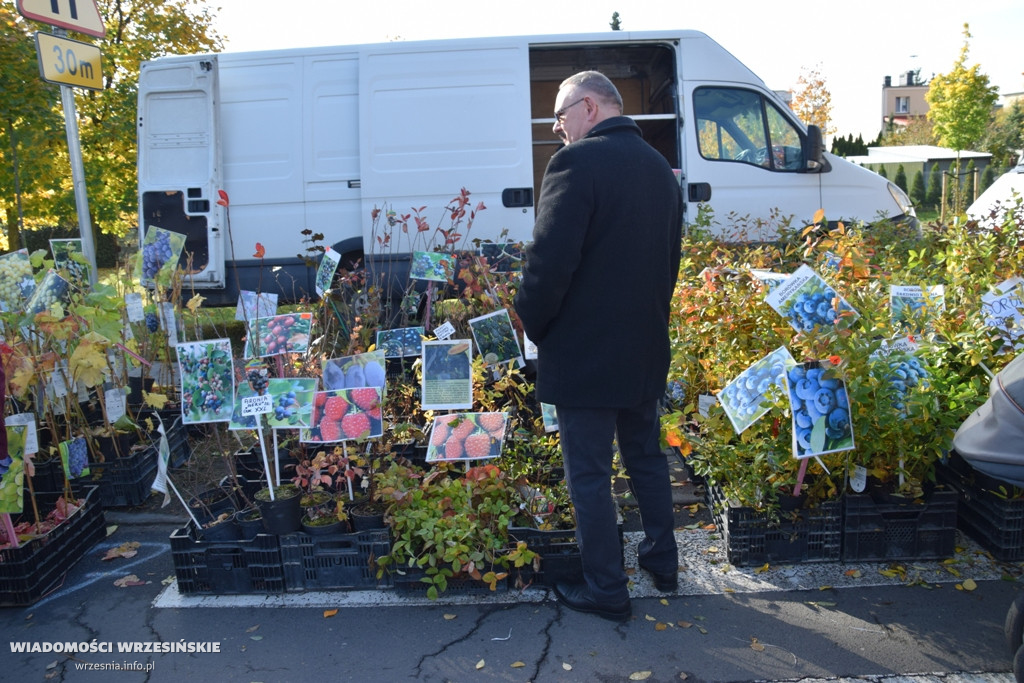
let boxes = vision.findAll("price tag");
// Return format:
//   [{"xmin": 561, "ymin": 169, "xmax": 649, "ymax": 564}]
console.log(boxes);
[
  {"xmin": 159, "ymin": 303, "xmax": 178, "ymax": 346},
  {"xmin": 241, "ymin": 393, "xmax": 274, "ymax": 416},
  {"xmin": 50, "ymin": 365, "xmax": 68, "ymax": 398},
  {"xmin": 850, "ymin": 465, "xmax": 867, "ymax": 493},
  {"xmin": 104, "ymin": 387, "xmax": 126, "ymax": 424},
  {"xmin": 523, "ymin": 332, "xmax": 537, "ymax": 360},
  {"xmin": 125, "ymin": 293, "xmax": 144, "ymax": 322},
  {"xmin": 698, "ymin": 394, "xmax": 718, "ymax": 418},
  {"xmin": 434, "ymin": 320, "xmax": 455, "ymax": 340}
]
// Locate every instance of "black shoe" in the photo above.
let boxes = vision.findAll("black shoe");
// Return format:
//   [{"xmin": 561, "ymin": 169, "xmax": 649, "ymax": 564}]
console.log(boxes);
[
  {"xmin": 553, "ymin": 582, "xmax": 631, "ymax": 622},
  {"xmin": 638, "ymin": 559, "xmax": 679, "ymax": 592}
]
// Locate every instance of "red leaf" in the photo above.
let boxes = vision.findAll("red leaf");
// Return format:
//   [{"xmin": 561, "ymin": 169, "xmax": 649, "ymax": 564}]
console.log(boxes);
[
  {"xmin": 217, "ymin": 189, "xmax": 229, "ymax": 206},
  {"xmin": 253, "ymin": 243, "xmax": 266, "ymax": 258}
]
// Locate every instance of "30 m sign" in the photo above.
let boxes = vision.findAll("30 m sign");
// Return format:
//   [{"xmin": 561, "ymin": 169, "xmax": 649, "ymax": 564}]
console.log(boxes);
[{"xmin": 35, "ymin": 32, "xmax": 103, "ymax": 90}]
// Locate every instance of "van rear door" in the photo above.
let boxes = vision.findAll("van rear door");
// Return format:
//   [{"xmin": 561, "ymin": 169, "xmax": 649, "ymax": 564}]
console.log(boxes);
[
  {"xmin": 358, "ymin": 38, "xmax": 534, "ymax": 252},
  {"xmin": 137, "ymin": 56, "xmax": 224, "ymax": 287}
]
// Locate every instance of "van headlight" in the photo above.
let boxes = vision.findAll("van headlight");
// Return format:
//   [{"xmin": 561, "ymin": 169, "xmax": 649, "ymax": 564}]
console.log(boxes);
[{"xmin": 888, "ymin": 182, "xmax": 915, "ymax": 217}]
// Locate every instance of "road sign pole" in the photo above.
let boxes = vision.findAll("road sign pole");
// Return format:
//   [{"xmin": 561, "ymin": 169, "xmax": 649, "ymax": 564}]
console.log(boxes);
[{"xmin": 55, "ymin": 30, "xmax": 98, "ymax": 287}]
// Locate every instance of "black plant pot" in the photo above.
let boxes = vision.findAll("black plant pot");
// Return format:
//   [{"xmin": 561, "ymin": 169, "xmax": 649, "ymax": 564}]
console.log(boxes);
[
  {"xmin": 234, "ymin": 508, "xmax": 264, "ymax": 541},
  {"xmin": 200, "ymin": 508, "xmax": 240, "ymax": 541},
  {"xmin": 255, "ymin": 486, "xmax": 302, "ymax": 535},
  {"xmin": 301, "ymin": 516, "xmax": 349, "ymax": 536},
  {"xmin": 349, "ymin": 501, "xmax": 387, "ymax": 531},
  {"xmin": 189, "ymin": 486, "xmax": 237, "ymax": 525}
]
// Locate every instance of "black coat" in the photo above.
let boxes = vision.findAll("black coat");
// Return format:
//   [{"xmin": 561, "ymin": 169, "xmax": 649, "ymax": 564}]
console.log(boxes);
[{"xmin": 514, "ymin": 116, "xmax": 683, "ymax": 408}]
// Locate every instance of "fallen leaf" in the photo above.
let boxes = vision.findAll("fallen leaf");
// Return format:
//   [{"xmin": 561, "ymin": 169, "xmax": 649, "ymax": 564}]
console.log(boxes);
[
  {"xmin": 844, "ymin": 569, "xmax": 862, "ymax": 578},
  {"xmin": 707, "ymin": 546, "xmax": 719, "ymax": 554},
  {"xmin": 750, "ymin": 637, "xmax": 765, "ymax": 652},
  {"xmin": 105, "ymin": 525, "xmax": 118, "ymax": 536},
  {"xmin": 962, "ymin": 578, "xmax": 978, "ymax": 591},
  {"xmin": 645, "ymin": 614, "xmax": 657, "ymax": 622},
  {"xmin": 46, "ymin": 660, "xmax": 58, "ymax": 670},
  {"xmin": 250, "ymin": 635, "xmax": 263, "ymax": 641},
  {"xmin": 819, "ymin": 585, "xmax": 832, "ymax": 591},
  {"xmin": 945, "ymin": 566, "xmax": 961, "ymax": 577},
  {"xmin": 629, "ymin": 672, "xmax": 652, "ymax": 681},
  {"xmin": 806, "ymin": 601, "xmax": 837, "ymax": 608},
  {"xmin": 659, "ymin": 598, "xmax": 669, "ymax": 606},
  {"xmin": 724, "ymin": 588, "xmax": 735, "ymax": 593},
  {"xmin": 563, "ymin": 662, "xmax": 572, "ymax": 671},
  {"xmin": 246, "ymin": 625, "xmax": 260, "ymax": 633},
  {"xmin": 323, "ymin": 609, "xmax": 338, "ymax": 618},
  {"xmin": 476, "ymin": 659, "xmax": 485, "ymax": 670},
  {"xmin": 443, "ymin": 614, "xmax": 457, "ymax": 620},
  {"xmin": 677, "ymin": 620, "xmax": 692, "ymax": 628},
  {"xmin": 161, "ymin": 575, "xmax": 175, "ymax": 586},
  {"xmin": 655, "ymin": 623, "xmax": 668, "ymax": 631},
  {"xmin": 754, "ymin": 562, "xmax": 770, "ymax": 574},
  {"xmin": 679, "ymin": 673, "xmax": 689, "ymax": 680},
  {"xmin": 511, "ymin": 662, "xmax": 525, "ymax": 668},
  {"xmin": 103, "ymin": 541, "xmax": 140, "ymax": 561},
  {"xmin": 697, "ymin": 626, "xmax": 708, "ymax": 634},
  {"xmin": 113, "ymin": 574, "xmax": 147, "ymax": 587}
]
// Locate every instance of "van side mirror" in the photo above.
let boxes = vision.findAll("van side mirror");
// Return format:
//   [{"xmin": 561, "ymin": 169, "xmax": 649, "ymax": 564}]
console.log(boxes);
[{"xmin": 803, "ymin": 125, "xmax": 824, "ymax": 171}]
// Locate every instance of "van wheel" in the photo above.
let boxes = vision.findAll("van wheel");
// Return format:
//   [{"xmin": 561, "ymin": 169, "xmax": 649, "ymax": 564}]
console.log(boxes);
[{"xmin": 1005, "ymin": 593, "xmax": 1024, "ymax": 656}]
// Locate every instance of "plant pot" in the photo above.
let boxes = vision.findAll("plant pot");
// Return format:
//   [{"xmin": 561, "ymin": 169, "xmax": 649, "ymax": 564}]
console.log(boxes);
[
  {"xmin": 255, "ymin": 484, "xmax": 302, "ymax": 535},
  {"xmin": 234, "ymin": 507, "xmax": 264, "ymax": 541},
  {"xmin": 300, "ymin": 490, "xmax": 334, "ymax": 518},
  {"xmin": 199, "ymin": 508, "xmax": 240, "ymax": 541},
  {"xmin": 127, "ymin": 375, "xmax": 155, "ymax": 405},
  {"xmin": 189, "ymin": 485, "xmax": 237, "ymax": 525},
  {"xmin": 349, "ymin": 500, "xmax": 387, "ymax": 531},
  {"xmin": 301, "ymin": 515, "xmax": 349, "ymax": 535}
]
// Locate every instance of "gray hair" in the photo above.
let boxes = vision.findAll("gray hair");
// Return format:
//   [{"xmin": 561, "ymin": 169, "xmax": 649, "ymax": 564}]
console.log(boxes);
[{"xmin": 560, "ymin": 71, "xmax": 623, "ymax": 112}]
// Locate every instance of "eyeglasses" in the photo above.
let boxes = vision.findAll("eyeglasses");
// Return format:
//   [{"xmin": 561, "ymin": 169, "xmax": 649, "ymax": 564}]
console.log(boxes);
[{"xmin": 554, "ymin": 97, "xmax": 586, "ymax": 123}]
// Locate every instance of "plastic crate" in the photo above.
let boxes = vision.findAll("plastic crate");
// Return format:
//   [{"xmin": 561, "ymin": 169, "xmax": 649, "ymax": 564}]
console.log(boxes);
[
  {"xmin": 0, "ymin": 486, "xmax": 106, "ymax": 607},
  {"xmin": 169, "ymin": 521, "xmax": 285, "ymax": 595},
  {"xmin": 280, "ymin": 528, "xmax": 392, "ymax": 591},
  {"xmin": 936, "ymin": 453, "xmax": 1024, "ymax": 561},
  {"xmin": 165, "ymin": 415, "xmax": 192, "ymax": 469},
  {"xmin": 507, "ymin": 526, "xmax": 582, "ymax": 587},
  {"xmin": 82, "ymin": 444, "xmax": 158, "ymax": 508},
  {"xmin": 708, "ymin": 485, "xmax": 842, "ymax": 566},
  {"xmin": 841, "ymin": 489, "xmax": 958, "ymax": 562}
]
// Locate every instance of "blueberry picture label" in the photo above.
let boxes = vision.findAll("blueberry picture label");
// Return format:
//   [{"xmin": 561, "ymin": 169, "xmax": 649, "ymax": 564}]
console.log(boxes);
[{"xmin": 765, "ymin": 264, "xmax": 859, "ymax": 333}]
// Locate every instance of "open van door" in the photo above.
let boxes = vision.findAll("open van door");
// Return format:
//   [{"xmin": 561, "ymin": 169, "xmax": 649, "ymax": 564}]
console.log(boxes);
[
  {"xmin": 358, "ymin": 38, "xmax": 535, "ymax": 255},
  {"xmin": 137, "ymin": 56, "xmax": 225, "ymax": 288}
]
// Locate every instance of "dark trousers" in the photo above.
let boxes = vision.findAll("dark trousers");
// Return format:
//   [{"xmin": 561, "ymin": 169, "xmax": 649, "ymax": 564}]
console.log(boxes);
[{"xmin": 556, "ymin": 400, "xmax": 678, "ymax": 604}]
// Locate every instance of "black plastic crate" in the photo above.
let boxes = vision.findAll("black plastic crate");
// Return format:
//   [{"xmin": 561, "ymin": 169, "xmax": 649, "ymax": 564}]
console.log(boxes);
[
  {"xmin": 81, "ymin": 444, "xmax": 158, "ymax": 508},
  {"xmin": 280, "ymin": 529, "xmax": 392, "ymax": 591},
  {"xmin": 936, "ymin": 453, "xmax": 1024, "ymax": 561},
  {"xmin": 507, "ymin": 526, "xmax": 582, "ymax": 587},
  {"xmin": 841, "ymin": 489, "xmax": 958, "ymax": 562},
  {"xmin": 708, "ymin": 485, "xmax": 842, "ymax": 566},
  {"xmin": 165, "ymin": 415, "xmax": 192, "ymax": 469},
  {"xmin": 169, "ymin": 521, "xmax": 285, "ymax": 595},
  {"xmin": 0, "ymin": 486, "xmax": 106, "ymax": 607}
]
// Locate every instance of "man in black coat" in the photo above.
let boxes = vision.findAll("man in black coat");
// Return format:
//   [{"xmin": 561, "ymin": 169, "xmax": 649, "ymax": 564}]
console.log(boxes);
[{"xmin": 514, "ymin": 71, "xmax": 683, "ymax": 621}]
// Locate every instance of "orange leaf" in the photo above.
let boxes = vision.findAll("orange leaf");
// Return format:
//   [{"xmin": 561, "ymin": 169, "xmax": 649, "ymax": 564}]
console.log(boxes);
[
  {"xmin": 217, "ymin": 189, "xmax": 229, "ymax": 206},
  {"xmin": 323, "ymin": 609, "xmax": 338, "ymax": 618},
  {"xmin": 254, "ymin": 243, "xmax": 266, "ymax": 258}
]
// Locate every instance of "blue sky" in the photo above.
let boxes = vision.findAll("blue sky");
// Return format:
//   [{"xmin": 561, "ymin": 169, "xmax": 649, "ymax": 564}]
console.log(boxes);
[{"xmin": 205, "ymin": 0, "xmax": 1022, "ymax": 141}]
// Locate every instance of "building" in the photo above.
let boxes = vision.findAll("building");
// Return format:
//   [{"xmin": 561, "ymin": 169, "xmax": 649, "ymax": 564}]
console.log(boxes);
[
  {"xmin": 881, "ymin": 70, "xmax": 930, "ymax": 130},
  {"xmin": 847, "ymin": 145, "xmax": 992, "ymax": 195}
]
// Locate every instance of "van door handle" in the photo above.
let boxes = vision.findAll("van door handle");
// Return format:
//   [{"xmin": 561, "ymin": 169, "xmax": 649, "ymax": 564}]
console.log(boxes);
[
  {"xmin": 502, "ymin": 188, "xmax": 534, "ymax": 208},
  {"xmin": 688, "ymin": 183, "xmax": 711, "ymax": 203}
]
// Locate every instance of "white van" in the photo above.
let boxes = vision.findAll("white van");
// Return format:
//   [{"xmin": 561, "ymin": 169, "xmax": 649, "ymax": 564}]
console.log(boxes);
[{"xmin": 136, "ymin": 29, "xmax": 914, "ymax": 304}]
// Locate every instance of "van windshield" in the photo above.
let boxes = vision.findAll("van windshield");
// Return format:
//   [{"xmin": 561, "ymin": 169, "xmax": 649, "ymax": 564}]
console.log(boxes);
[{"xmin": 694, "ymin": 87, "xmax": 804, "ymax": 171}]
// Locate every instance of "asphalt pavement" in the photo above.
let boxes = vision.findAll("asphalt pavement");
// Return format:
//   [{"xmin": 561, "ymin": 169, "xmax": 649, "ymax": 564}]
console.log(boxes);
[{"xmin": 0, "ymin": 496, "xmax": 1020, "ymax": 683}]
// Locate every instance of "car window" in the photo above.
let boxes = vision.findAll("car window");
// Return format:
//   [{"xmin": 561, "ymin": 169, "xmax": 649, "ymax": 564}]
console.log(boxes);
[{"xmin": 694, "ymin": 87, "xmax": 804, "ymax": 171}]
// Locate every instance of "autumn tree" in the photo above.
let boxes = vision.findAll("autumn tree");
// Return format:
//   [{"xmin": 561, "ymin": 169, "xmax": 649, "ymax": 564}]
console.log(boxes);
[
  {"xmin": 926, "ymin": 24, "xmax": 998, "ymax": 213},
  {"xmin": 0, "ymin": 0, "xmax": 223, "ymax": 251},
  {"xmin": 983, "ymin": 99, "xmax": 1024, "ymax": 170},
  {"xmin": 790, "ymin": 65, "xmax": 834, "ymax": 138}
]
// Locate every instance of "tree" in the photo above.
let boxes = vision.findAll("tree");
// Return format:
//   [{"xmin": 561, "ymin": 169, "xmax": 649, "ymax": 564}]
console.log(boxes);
[
  {"xmin": 893, "ymin": 165, "xmax": 908, "ymax": 194},
  {"xmin": 877, "ymin": 166, "xmax": 888, "ymax": 179},
  {"xmin": 609, "ymin": 12, "xmax": 622, "ymax": 30},
  {"xmin": 963, "ymin": 159, "xmax": 977, "ymax": 203},
  {"xmin": 980, "ymin": 164, "xmax": 996, "ymax": 193},
  {"xmin": 0, "ymin": 8, "xmax": 68, "ymax": 251},
  {"xmin": 982, "ymin": 99, "xmax": 1024, "ymax": 170},
  {"xmin": 790, "ymin": 65, "xmax": 835, "ymax": 138},
  {"xmin": 926, "ymin": 24, "xmax": 998, "ymax": 154},
  {"xmin": 910, "ymin": 170, "xmax": 926, "ymax": 206},
  {"xmin": 0, "ymin": 1, "xmax": 224, "ymax": 249},
  {"xmin": 927, "ymin": 164, "xmax": 943, "ymax": 208},
  {"xmin": 879, "ymin": 116, "xmax": 935, "ymax": 147}
]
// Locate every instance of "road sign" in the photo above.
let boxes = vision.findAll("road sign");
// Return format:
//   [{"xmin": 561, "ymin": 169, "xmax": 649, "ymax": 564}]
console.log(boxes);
[
  {"xmin": 35, "ymin": 32, "xmax": 103, "ymax": 91},
  {"xmin": 17, "ymin": 0, "xmax": 105, "ymax": 38}
]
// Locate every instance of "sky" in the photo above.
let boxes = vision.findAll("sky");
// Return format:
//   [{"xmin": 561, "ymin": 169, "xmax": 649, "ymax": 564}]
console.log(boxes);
[{"xmin": 202, "ymin": 0, "xmax": 1022, "ymax": 142}]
